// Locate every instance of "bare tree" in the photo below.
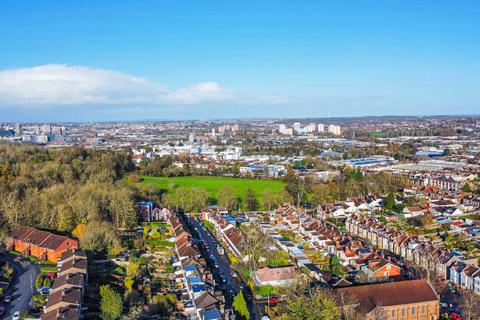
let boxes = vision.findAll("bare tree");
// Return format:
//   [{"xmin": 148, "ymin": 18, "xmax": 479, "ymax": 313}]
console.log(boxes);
[{"xmin": 459, "ymin": 292, "xmax": 480, "ymax": 320}]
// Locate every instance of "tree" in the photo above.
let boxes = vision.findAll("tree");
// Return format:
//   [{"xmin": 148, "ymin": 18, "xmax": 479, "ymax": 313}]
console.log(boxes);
[
  {"xmin": 240, "ymin": 225, "xmax": 272, "ymax": 271},
  {"xmin": 262, "ymin": 189, "xmax": 277, "ymax": 211},
  {"xmin": 148, "ymin": 293, "xmax": 176, "ymax": 317},
  {"xmin": 462, "ymin": 183, "xmax": 473, "ymax": 193},
  {"xmin": 128, "ymin": 173, "xmax": 142, "ymax": 183},
  {"xmin": 108, "ymin": 188, "xmax": 137, "ymax": 229},
  {"xmin": 310, "ymin": 183, "xmax": 338, "ymax": 206},
  {"xmin": 100, "ymin": 285, "xmax": 123, "ymax": 320},
  {"xmin": 217, "ymin": 186, "xmax": 238, "ymax": 211},
  {"xmin": 384, "ymin": 193, "xmax": 396, "ymax": 210},
  {"xmin": 163, "ymin": 187, "xmax": 208, "ymax": 212},
  {"xmin": 262, "ymin": 189, "xmax": 292, "ymax": 210},
  {"xmin": 283, "ymin": 168, "xmax": 310, "ymax": 206},
  {"xmin": 459, "ymin": 291, "xmax": 480, "ymax": 320},
  {"xmin": 124, "ymin": 276, "xmax": 134, "ymax": 293},
  {"xmin": 233, "ymin": 291, "xmax": 250, "ymax": 320},
  {"xmin": 80, "ymin": 220, "xmax": 122, "ymax": 255},
  {"xmin": 281, "ymin": 287, "xmax": 340, "ymax": 320},
  {"xmin": 72, "ymin": 223, "xmax": 87, "ymax": 240},
  {"xmin": 244, "ymin": 187, "xmax": 258, "ymax": 211}
]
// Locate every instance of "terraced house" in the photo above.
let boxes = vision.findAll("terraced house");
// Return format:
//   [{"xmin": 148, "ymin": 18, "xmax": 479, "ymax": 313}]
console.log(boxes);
[
  {"xmin": 7, "ymin": 226, "xmax": 78, "ymax": 262},
  {"xmin": 345, "ymin": 214, "xmax": 480, "ymax": 295}
]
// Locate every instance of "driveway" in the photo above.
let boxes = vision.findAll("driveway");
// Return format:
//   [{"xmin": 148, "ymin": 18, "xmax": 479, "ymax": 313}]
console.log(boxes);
[{"xmin": 0, "ymin": 253, "xmax": 39, "ymax": 319}]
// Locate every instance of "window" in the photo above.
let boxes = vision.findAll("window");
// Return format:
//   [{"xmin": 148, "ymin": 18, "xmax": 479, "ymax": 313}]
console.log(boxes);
[
  {"xmin": 401, "ymin": 308, "xmax": 405, "ymax": 317},
  {"xmin": 422, "ymin": 306, "xmax": 425, "ymax": 314},
  {"xmin": 392, "ymin": 310, "xmax": 395, "ymax": 318},
  {"xmin": 411, "ymin": 307, "xmax": 415, "ymax": 315}
]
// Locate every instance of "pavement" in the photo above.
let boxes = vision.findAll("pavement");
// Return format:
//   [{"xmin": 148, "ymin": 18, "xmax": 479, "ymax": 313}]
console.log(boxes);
[
  {"xmin": 0, "ymin": 253, "xmax": 39, "ymax": 320},
  {"xmin": 187, "ymin": 217, "xmax": 262, "ymax": 320}
]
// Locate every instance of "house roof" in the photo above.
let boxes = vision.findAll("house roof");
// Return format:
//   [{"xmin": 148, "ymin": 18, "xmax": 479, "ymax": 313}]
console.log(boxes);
[
  {"xmin": 41, "ymin": 305, "xmax": 80, "ymax": 320},
  {"xmin": 202, "ymin": 308, "xmax": 222, "ymax": 320},
  {"xmin": 59, "ymin": 259, "xmax": 88, "ymax": 274},
  {"xmin": 255, "ymin": 266, "xmax": 296, "ymax": 282},
  {"xmin": 23, "ymin": 229, "xmax": 51, "ymax": 246},
  {"xmin": 45, "ymin": 287, "xmax": 82, "ymax": 311},
  {"xmin": 41, "ymin": 234, "xmax": 69, "ymax": 250},
  {"xmin": 337, "ymin": 279, "xmax": 437, "ymax": 313},
  {"xmin": 51, "ymin": 273, "xmax": 85, "ymax": 293},
  {"xmin": 195, "ymin": 291, "xmax": 221, "ymax": 309},
  {"xmin": 59, "ymin": 249, "xmax": 87, "ymax": 262},
  {"xmin": 9, "ymin": 226, "xmax": 34, "ymax": 240}
]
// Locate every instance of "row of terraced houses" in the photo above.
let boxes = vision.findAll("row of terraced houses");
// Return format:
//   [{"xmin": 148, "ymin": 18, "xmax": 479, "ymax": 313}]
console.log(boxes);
[{"xmin": 345, "ymin": 215, "xmax": 480, "ymax": 295}]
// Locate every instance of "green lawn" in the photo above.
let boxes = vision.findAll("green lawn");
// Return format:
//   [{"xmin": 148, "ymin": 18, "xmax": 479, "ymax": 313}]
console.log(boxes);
[{"xmin": 138, "ymin": 175, "xmax": 286, "ymax": 206}]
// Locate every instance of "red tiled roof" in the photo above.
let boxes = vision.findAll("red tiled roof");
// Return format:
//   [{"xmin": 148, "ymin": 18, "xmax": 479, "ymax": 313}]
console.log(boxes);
[{"xmin": 337, "ymin": 280, "xmax": 437, "ymax": 312}]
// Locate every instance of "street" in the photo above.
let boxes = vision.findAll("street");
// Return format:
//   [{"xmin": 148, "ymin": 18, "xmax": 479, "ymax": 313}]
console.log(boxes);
[
  {"xmin": 0, "ymin": 253, "xmax": 39, "ymax": 320},
  {"xmin": 187, "ymin": 217, "xmax": 262, "ymax": 320}
]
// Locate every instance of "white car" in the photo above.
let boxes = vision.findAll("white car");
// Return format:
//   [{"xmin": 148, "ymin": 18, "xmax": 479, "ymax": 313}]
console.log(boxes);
[
  {"xmin": 261, "ymin": 316, "xmax": 271, "ymax": 320},
  {"xmin": 12, "ymin": 311, "xmax": 20, "ymax": 320}
]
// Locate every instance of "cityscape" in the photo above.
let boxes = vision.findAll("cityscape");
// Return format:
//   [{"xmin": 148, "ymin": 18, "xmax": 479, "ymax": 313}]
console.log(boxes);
[{"xmin": 1, "ymin": 2, "xmax": 480, "ymax": 320}]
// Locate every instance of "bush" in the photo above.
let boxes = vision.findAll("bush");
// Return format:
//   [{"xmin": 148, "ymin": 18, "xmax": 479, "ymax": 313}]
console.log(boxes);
[
  {"xmin": 32, "ymin": 294, "xmax": 47, "ymax": 303},
  {"xmin": 43, "ymin": 277, "xmax": 52, "ymax": 288},
  {"xmin": 256, "ymin": 285, "xmax": 275, "ymax": 296},
  {"xmin": 35, "ymin": 275, "xmax": 44, "ymax": 289},
  {"xmin": 128, "ymin": 173, "xmax": 142, "ymax": 183},
  {"xmin": 114, "ymin": 267, "xmax": 125, "ymax": 275},
  {"xmin": 150, "ymin": 232, "xmax": 161, "ymax": 239}
]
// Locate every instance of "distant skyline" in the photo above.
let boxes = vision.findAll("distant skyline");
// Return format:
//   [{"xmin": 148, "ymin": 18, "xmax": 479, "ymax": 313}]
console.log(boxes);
[{"xmin": 1, "ymin": 1, "xmax": 480, "ymax": 122}]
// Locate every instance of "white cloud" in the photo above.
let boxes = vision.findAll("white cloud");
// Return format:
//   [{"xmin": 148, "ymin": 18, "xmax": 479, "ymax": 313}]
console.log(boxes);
[
  {"xmin": 167, "ymin": 81, "xmax": 232, "ymax": 103},
  {"xmin": 0, "ymin": 64, "xmax": 239, "ymax": 107}
]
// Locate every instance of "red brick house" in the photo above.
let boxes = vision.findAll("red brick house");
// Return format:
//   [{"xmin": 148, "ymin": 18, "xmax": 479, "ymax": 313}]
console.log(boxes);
[
  {"xmin": 7, "ymin": 226, "xmax": 78, "ymax": 262},
  {"xmin": 365, "ymin": 259, "xmax": 403, "ymax": 281}
]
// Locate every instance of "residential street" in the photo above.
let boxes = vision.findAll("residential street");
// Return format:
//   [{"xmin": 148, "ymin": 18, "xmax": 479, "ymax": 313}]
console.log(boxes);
[
  {"xmin": 187, "ymin": 217, "xmax": 262, "ymax": 320},
  {"xmin": 0, "ymin": 253, "xmax": 39, "ymax": 320}
]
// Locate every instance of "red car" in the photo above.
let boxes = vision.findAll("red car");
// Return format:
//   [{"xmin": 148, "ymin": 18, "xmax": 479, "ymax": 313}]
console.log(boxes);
[
  {"xmin": 450, "ymin": 313, "xmax": 463, "ymax": 320},
  {"xmin": 268, "ymin": 297, "xmax": 278, "ymax": 306}
]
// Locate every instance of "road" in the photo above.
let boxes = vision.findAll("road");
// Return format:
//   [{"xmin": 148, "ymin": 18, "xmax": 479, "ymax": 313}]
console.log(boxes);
[
  {"xmin": 187, "ymin": 217, "xmax": 262, "ymax": 320},
  {"xmin": 0, "ymin": 253, "xmax": 39, "ymax": 320}
]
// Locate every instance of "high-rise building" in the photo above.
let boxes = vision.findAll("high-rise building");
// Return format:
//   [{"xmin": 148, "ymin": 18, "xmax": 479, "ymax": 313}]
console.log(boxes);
[
  {"xmin": 279, "ymin": 124, "xmax": 286, "ymax": 134},
  {"xmin": 307, "ymin": 123, "xmax": 316, "ymax": 132},
  {"xmin": 328, "ymin": 124, "xmax": 341, "ymax": 136},
  {"xmin": 15, "ymin": 123, "xmax": 22, "ymax": 136},
  {"xmin": 284, "ymin": 128, "xmax": 293, "ymax": 135},
  {"xmin": 42, "ymin": 124, "xmax": 52, "ymax": 135},
  {"xmin": 293, "ymin": 122, "xmax": 301, "ymax": 132},
  {"xmin": 318, "ymin": 123, "xmax": 325, "ymax": 132}
]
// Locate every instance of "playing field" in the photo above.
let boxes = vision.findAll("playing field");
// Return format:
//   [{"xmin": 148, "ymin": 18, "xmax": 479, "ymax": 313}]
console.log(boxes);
[{"xmin": 139, "ymin": 175, "xmax": 285, "ymax": 203}]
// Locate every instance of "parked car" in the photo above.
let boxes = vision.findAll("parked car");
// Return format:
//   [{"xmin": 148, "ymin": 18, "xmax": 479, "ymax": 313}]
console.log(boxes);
[
  {"xmin": 261, "ymin": 315, "xmax": 271, "ymax": 320},
  {"xmin": 38, "ymin": 286, "xmax": 51, "ymax": 295},
  {"xmin": 450, "ymin": 313, "xmax": 463, "ymax": 320},
  {"xmin": 268, "ymin": 297, "xmax": 278, "ymax": 306},
  {"xmin": 12, "ymin": 311, "xmax": 20, "ymax": 320},
  {"xmin": 2, "ymin": 295, "xmax": 12, "ymax": 303},
  {"xmin": 0, "ymin": 305, "xmax": 5, "ymax": 316}
]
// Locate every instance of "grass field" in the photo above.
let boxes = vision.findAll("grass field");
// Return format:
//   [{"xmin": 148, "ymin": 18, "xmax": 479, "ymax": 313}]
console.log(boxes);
[{"xmin": 138, "ymin": 175, "xmax": 286, "ymax": 206}]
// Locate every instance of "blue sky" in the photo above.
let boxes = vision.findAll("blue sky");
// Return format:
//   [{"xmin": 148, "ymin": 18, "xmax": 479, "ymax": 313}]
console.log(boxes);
[{"xmin": 0, "ymin": 0, "xmax": 479, "ymax": 121}]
